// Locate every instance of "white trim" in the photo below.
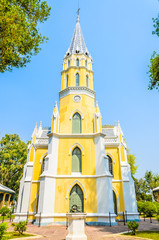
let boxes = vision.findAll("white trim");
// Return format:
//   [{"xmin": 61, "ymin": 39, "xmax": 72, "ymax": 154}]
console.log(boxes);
[
  {"xmin": 34, "ymin": 212, "xmax": 116, "ymax": 218},
  {"xmin": 105, "ymin": 152, "xmax": 115, "ymax": 164},
  {"xmin": 59, "ymin": 87, "xmax": 96, "ymax": 100},
  {"xmin": 66, "ymin": 180, "xmax": 87, "ymax": 200},
  {"xmin": 40, "ymin": 173, "xmax": 112, "ymax": 179},
  {"xmin": 69, "ymin": 143, "xmax": 84, "ymax": 156},
  {"xmin": 70, "ymin": 109, "xmax": 84, "ymax": 120},
  {"xmin": 112, "ymin": 180, "xmax": 122, "ymax": 183},
  {"xmin": 74, "ymin": 70, "xmax": 81, "ymax": 77},
  {"xmin": 48, "ymin": 132, "xmax": 105, "ymax": 138},
  {"xmin": 40, "ymin": 152, "xmax": 48, "ymax": 164}
]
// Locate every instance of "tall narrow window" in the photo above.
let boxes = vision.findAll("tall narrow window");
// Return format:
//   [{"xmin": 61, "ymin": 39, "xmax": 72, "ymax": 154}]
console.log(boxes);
[
  {"xmin": 76, "ymin": 73, "xmax": 79, "ymax": 86},
  {"xmin": 66, "ymin": 75, "xmax": 68, "ymax": 88},
  {"xmin": 113, "ymin": 190, "xmax": 117, "ymax": 215},
  {"xmin": 41, "ymin": 156, "xmax": 46, "ymax": 173},
  {"xmin": 72, "ymin": 112, "xmax": 81, "ymax": 133},
  {"xmin": 86, "ymin": 75, "xmax": 89, "ymax": 87},
  {"xmin": 68, "ymin": 60, "xmax": 70, "ymax": 67},
  {"xmin": 76, "ymin": 58, "xmax": 79, "ymax": 67},
  {"xmin": 107, "ymin": 155, "xmax": 113, "ymax": 176},
  {"xmin": 85, "ymin": 60, "xmax": 87, "ymax": 67},
  {"xmin": 72, "ymin": 147, "xmax": 82, "ymax": 173}
]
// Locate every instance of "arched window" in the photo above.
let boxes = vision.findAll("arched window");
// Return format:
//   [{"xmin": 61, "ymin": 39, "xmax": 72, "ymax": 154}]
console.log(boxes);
[
  {"xmin": 86, "ymin": 75, "xmax": 89, "ymax": 87},
  {"xmin": 69, "ymin": 184, "xmax": 84, "ymax": 212},
  {"xmin": 72, "ymin": 112, "xmax": 81, "ymax": 133},
  {"xmin": 41, "ymin": 156, "xmax": 46, "ymax": 173},
  {"xmin": 66, "ymin": 75, "xmax": 68, "ymax": 88},
  {"xmin": 76, "ymin": 73, "xmax": 79, "ymax": 86},
  {"xmin": 76, "ymin": 58, "xmax": 79, "ymax": 67},
  {"xmin": 68, "ymin": 60, "xmax": 70, "ymax": 67},
  {"xmin": 85, "ymin": 60, "xmax": 87, "ymax": 67},
  {"xmin": 107, "ymin": 155, "xmax": 113, "ymax": 176},
  {"xmin": 113, "ymin": 190, "xmax": 117, "ymax": 215},
  {"xmin": 72, "ymin": 147, "xmax": 82, "ymax": 173}
]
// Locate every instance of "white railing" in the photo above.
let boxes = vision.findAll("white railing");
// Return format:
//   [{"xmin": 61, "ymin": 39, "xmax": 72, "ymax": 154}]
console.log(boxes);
[{"xmin": 35, "ymin": 138, "xmax": 48, "ymax": 145}]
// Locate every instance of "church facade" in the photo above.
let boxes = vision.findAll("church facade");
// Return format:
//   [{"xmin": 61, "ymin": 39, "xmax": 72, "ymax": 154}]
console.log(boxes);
[{"xmin": 15, "ymin": 15, "xmax": 139, "ymax": 225}]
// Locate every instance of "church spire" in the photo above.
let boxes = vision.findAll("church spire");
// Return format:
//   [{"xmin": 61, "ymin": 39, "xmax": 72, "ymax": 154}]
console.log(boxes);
[{"xmin": 64, "ymin": 13, "xmax": 92, "ymax": 59}]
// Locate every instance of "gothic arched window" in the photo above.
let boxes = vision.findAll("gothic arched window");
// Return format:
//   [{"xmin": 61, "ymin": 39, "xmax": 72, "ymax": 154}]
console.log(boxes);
[
  {"xmin": 107, "ymin": 155, "xmax": 113, "ymax": 176},
  {"xmin": 76, "ymin": 58, "xmax": 79, "ymax": 67},
  {"xmin": 66, "ymin": 75, "xmax": 68, "ymax": 88},
  {"xmin": 86, "ymin": 75, "xmax": 89, "ymax": 87},
  {"xmin": 68, "ymin": 60, "xmax": 70, "ymax": 67},
  {"xmin": 41, "ymin": 156, "xmax": 46, "ymax": 173},
  {"xmin": 72, "ymin": 112, "xmax": 81, "ymax": 133},
  {"xmin": 85, "ymin": 60, "xmax": 87, "ymax": 68},
  {"xmin": 76, "ymin": 73, "xmax": 79, "ymax": 86},
  {"xmin": 72, "ymin": 147, "xmax": 82, "ymax": 173}
]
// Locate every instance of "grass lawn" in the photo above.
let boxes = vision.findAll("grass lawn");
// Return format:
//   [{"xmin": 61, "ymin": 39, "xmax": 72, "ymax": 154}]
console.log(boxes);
[
  {"xmin": 4, "ymin": 232, "xmax": 34, "ymax": 239},
  {"xmin": 124, "ymin": 231, "xmax": 159, "ymax": 240}
]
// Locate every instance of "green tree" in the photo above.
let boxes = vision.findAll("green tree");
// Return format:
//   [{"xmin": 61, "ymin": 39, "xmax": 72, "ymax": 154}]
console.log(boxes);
[
  {"xmin": 0, "ymin": 0, "xmax": 51, "ymax": 73},
  {"xmin": 127, "ymin": 154, "xmax": 138, "ymax": 178},
  {"xmin": 0, "ymin": 134, "xmax": 27, "ymax": 198},
  {"xmin": 148, "ymin": 2, "xmax": 159, "ymax": 90}
]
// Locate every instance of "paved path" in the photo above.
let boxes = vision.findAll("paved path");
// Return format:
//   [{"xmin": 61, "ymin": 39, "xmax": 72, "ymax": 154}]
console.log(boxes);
[{"xmin": 8, "ymin": 218, "xmax": 159, "ymax": 240}]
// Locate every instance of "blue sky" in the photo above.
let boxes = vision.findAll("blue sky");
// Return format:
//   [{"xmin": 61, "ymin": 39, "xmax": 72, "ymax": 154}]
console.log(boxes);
[{"xmin": 0, "ymin": 0, "xmax": 159, "ymax": 178}]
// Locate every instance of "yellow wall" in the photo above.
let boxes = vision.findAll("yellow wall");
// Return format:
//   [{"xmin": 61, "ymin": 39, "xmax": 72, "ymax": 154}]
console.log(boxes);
[{"xmin": 59, "ymin": 94, "xmax": 95, "ymax": 134}]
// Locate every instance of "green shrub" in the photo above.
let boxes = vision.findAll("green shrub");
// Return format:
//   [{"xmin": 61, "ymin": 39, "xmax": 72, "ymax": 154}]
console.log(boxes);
[
  {"xmin": 137, "ymin": 201, "xmax": 144, "ymax": 214},
  {"xmin": 127, "ymin": 221, "xmax": 139, "ymax": 235},
  {"xmin": 143, "ymin": 201, "xmax": 157, "ymax": 217},
  {"xmin": 12, "ymin": 221, "xmax": 27, "ymax": 235},
  {"xmin": 156, "ymin": 215, "xmax": 159, "ymax": 222},
  {"xmin": 0, "ymin": 222, "xmax": 8, "ymax": 240},
  {"xmin": 153, "ymin": 202, "xmax": 159, "ymax": 215}
]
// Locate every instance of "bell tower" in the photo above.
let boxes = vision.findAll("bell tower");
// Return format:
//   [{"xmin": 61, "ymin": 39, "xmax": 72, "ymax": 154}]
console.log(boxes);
[{"xmin": 35, "ymin": 13, "xmax": 116, "ymax": 225}]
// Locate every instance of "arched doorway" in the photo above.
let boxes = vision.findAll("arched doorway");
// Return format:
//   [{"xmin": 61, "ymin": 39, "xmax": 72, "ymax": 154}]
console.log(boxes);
[
  {"xmin": 113, "ymin": 190, "xmax": 117, "ymax": 215},
  {"xmin": 69, "ymin": 184, "xmax": 84, "ymax": 212}
]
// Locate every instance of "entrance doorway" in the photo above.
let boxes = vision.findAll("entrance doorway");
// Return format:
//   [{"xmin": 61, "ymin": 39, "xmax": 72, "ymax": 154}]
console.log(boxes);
[{"xmin": 69, "ymin": 184, "xmax": 84, "ymax": 212}]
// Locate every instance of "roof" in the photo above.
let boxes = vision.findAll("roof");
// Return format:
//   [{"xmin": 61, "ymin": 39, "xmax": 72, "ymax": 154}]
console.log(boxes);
[
  {"xmin": 152, "ymin": 186, "xmax": 159, "ymax": 192},
  {"xmin": 102, "ymin": 128, "xmax": 115, "ymax": 137},
  {"xmin": 65, "ymin": 15, "xmax": 91, "ymax": 59},
  {"xmin": 0, "ymin": 184, "xmax": 15, "ymax": 194}
]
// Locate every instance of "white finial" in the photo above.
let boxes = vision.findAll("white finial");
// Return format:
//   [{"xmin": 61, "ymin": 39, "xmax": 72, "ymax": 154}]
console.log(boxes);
[
  {"xmin": 39, "ymin": 121, "xmax": 42, "ymax": 130},
  {"xmin": 118, "ymin": 120, "xmax": 120, "ymax": 126}
]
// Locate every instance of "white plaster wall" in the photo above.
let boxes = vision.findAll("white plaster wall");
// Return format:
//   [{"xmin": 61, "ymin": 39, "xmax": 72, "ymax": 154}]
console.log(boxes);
[
  {"xmin": 95, "ymin": 135, "xmax": 114, "ymax": 216},
  {"xmin": 96, "ymin": 177, "xmax": 114, "ymax": 214},
  {"xmin": 37, "ymin": 135, "xmax": 59, "ymax": 220},
  {"xmin": 121, "ymin": 163, "xmax": 138, "ymax": 213}
]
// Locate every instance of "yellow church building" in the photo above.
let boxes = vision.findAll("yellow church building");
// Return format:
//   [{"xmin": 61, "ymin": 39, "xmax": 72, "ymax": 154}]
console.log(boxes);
[{"xmin": 15, "ymin": 14, "xmax": 139, "ymax": 225}]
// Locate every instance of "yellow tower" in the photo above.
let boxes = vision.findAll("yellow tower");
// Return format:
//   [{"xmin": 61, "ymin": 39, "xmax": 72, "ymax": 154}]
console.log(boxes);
[{"xmin": 15, "ymin": 13, "xmax": 139, "ymax": 225}]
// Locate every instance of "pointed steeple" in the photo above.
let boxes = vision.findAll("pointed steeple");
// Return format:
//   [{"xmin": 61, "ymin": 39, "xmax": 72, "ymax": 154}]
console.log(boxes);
[{"xmin": 65, "ymin": 14, "xmax": 91, "ymax": 59}]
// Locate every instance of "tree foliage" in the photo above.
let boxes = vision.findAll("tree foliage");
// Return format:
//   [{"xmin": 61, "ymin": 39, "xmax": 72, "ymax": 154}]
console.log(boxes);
[
  {"xmin": 0, "ymin": 222, "xmax": 8, "ymax": 240},
  {"xmin": 135, "ymin": 171, "xmax": 159, "ymax": 201},
  {"xmin": 148, "ymin": 4, "xmax": 159, "ymax": 90},
  {"xmin": 0, "ymin": 134, "xmax": 27, "ymax": 198},
  {"xmin": 127, "ymin": 154, "xmax": 138, "ymax": 178},
  {"xmin": 148, "ymin": 52, "xmax": 159, "ymax": 90},
  {"xmin": 0, "ymin": 0, "xmax": 51, "ymax": 73}
]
